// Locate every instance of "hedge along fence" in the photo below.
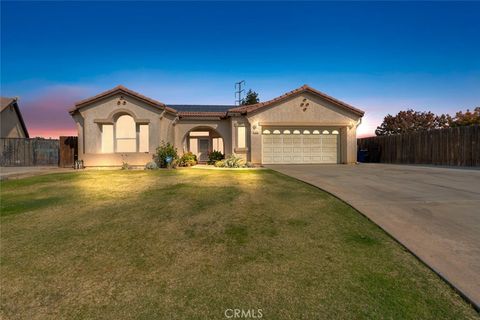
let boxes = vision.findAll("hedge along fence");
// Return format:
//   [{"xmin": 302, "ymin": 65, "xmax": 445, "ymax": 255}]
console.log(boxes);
[{"xmin": 357, "ymin": 125, "xmax": 480, "ymax": 167}]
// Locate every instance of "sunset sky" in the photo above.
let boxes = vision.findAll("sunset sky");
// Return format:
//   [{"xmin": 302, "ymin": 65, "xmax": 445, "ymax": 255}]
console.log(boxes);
[{"xmin": 1, "ymin": 2, "xmax": 479, "ymax": 138}]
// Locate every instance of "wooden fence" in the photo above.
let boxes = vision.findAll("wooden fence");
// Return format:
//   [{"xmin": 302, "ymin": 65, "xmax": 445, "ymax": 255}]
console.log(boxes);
[
  {"xmin": 0, "ymin": 138, "xmax": 59, "ymax": 166},
  {"xmin": 357, "ymin": 125, "xmax": 480, "ymax": 167},
  {"xmin": 59, "ymin": 136, "xmax": 78, "ymax": 167}
]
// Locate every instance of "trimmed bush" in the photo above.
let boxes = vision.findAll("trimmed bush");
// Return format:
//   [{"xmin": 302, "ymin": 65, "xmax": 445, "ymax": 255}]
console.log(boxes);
[
  {"xmin": 215, "ymin": 154, "xmax": 245, "ymax": 168},
  {"xmin": 145, "ymin": 161, "xmax": 158, "ymax": 170},
  {"xmin": 214, "ymin": 160, "xmax": 225, "ymax": 167},
  {"xmin": 207, "ymin": 150, "xmax": 224, "ymax": 165},
  {"xmin": 155, "ymin": 141, "xmax": 178, "ymax": 168},
  {"xmin": 178, "ymin": 152, "xmax": 198, "ymax": 167}
]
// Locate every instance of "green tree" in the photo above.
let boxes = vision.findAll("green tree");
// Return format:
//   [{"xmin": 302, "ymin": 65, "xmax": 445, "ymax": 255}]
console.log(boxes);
[{"xmin": 241, "ymin": 89, "xmax": 259, "ymax": 105}]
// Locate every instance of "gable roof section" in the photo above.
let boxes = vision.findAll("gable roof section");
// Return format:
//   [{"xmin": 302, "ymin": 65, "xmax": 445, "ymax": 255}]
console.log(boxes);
[
  {"xmin": 0, "ymin": 97, "xmax": 30, "ymax": 138},
  {"xmin": 69, "ymin": 85, "xmax": 176, "ymax": 115},
  {"xmin": 68, "ymin": 84, "xmax": 364, "ymax": 119},
  {"xmin": 228, "ymin": 85, "xmax": 364, "ymax": 117},
  {"xmin": 1, "ymin": 97, "xmax": 15, "ymax": 112}
]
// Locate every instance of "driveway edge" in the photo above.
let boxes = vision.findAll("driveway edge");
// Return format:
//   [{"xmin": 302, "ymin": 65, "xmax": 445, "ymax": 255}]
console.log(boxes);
[{"xmin": 271, "ymin": 169, "xmax": 480, "ymax": 312}]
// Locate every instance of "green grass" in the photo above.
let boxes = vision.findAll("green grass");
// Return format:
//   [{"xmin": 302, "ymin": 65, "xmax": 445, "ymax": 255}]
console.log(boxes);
[{"xmin": 0, "ymin": 169, "xmax": 478, "ymax": 319}]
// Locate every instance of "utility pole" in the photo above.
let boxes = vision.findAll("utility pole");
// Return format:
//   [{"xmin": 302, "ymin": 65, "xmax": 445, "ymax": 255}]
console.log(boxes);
[{"xmin": 235, "ymin": 80, "xmax": 245, "ymax": 106}]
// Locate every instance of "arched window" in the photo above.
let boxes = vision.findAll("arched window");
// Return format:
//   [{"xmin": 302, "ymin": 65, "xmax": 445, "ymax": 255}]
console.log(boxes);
[
  {"xmin": 283, "ymin": 129, "xmax": 291, "ymax": 135},
  {"xmin": 312, "ymin": 130, "xmax": 320, "ymax": 135},
  {"xmin": 303, "ymin": 130, "xmax": 311, "ymax": 135},
  {"xmin": 322, "ymin": 130, "xmax": 330, "ymax": 134},
  {"xmin": 273, "ymin": 130, "xmax": 281, "ymax": 135},
  {"xmin": 293, "ymin": 130, "xmax": 301, "ymax": 135},
  {"xmin": 101, "ymin": 114, "xmax": 149, "ymax": 153},
  {"xmin": 116, "ymin": 115, "xmax": 137, "ymax": 152},
  {"xmin": 332, "ymin": 130, "xmax": 339, "ymax": 135},
  {"xmin": 263, "ymin": 129, "xmax": 271, "ymax": 135}
]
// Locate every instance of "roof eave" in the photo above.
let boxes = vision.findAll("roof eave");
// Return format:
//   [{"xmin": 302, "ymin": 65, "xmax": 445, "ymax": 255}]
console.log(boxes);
[{"xmin": 12, "ymin": 101, "xmax": 30, "ymax": 138}]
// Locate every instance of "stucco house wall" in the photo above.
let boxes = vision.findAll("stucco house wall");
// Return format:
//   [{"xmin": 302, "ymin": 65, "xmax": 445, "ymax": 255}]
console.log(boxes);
[
  {"xmin": 1, "ymin": 108, "xmax": 27, "ymax": 138},
  {"xmin": 72, "ymin": 93, "xmax": 175, "ymax": 166},
  {"xmin": 69, "ymin": 85, "xmax": 364, "ymax": 166},
  {"xmin": 174, "ymin": 119, "xmax": 232, "ymax": 155},
  {"xmin": 246, "ymin": 92, "xmax": 361, "ymax": 164},
  {"xmin": 0, "ymin": 98, "xmax": 29, "ymax": 138}
]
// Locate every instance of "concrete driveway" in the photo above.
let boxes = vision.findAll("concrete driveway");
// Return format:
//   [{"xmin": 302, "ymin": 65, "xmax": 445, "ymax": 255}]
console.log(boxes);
[{"xmin": 267, "ymin": 164, "xmax": 480, "ymax": 309}]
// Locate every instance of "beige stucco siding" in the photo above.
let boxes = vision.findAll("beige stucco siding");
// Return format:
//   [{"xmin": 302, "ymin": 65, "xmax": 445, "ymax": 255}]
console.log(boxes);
[
  {"xmin": 71, "ymin": 87, "xmax": 363, "ymax": 166},
  {"xmin": 175, "ymin": 120, "xmax": 232, "ymax": 155},
  {"xmin": 1, "ymin": 108, "xmax": 27, "ymax": 138},
  {"xmin": 246, "ymin": 92, "xmax": 361, "ymax": 164},
  {"xmin": 72, "ymin": 93, "xmax": 174, "ymax": 166}
]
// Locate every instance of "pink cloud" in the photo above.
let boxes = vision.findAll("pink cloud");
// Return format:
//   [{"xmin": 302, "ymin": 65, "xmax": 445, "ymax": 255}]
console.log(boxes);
[{"xmin": 19, "ymin": 85, "xmax": 91, "ymax": 138}]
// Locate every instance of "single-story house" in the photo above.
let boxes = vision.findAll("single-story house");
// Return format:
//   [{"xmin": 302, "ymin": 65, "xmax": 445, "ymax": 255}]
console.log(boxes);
[
  {"xmin": 69, "ymin": 85, "xmax": 364, "ymax": 166},
  {"xmin": 1, "ymin": 97, "xmax": 29, "ymax": 138}
]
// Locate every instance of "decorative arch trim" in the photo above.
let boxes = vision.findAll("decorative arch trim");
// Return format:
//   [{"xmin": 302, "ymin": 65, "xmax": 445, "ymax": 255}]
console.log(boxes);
[{"xmin": 94, "ymin": 108, "xmax": 150, "ymax": 124}]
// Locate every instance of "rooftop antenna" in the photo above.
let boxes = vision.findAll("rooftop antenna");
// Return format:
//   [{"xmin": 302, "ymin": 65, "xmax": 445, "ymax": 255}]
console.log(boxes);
[{"xmin": 235, "ymin": 80, "xmax": 245, "ymax": 106}]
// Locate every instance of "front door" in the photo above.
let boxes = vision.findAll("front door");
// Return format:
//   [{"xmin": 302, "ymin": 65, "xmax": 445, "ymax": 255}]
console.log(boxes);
[{"xmin": 198, "ymin": 139, "xmax": 210, "ymax": 162}]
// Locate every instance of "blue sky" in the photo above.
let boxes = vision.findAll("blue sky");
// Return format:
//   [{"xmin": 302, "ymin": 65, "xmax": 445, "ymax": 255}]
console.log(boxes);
[{"xmin": 1, "ymin": 1, "xmax": 479, "ymax": 137}]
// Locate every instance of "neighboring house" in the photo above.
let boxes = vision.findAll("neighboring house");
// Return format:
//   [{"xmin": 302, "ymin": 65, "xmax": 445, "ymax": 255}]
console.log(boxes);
[
  {"xmin": 69, "ymin": 85, "xmax": 364, "ymax": 166},
  {"xmin": 0, "ymin": 97, "xmax": 29, "ymax": 138}
]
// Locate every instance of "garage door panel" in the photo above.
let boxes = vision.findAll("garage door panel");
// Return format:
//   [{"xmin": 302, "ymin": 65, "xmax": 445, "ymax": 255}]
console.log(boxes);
[{"xmin": 262, "ymin": 129, "xmax": 339, "ymax": 164}]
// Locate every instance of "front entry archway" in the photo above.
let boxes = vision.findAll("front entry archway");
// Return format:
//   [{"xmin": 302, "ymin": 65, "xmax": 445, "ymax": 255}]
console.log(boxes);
[{"xmin": 183, "ymin": 127, "xmax": 224, "ymax": 162}]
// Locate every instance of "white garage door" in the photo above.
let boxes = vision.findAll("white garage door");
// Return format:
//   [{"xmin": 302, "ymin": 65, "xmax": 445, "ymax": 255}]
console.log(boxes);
[{"xmin": 262, "ymin": 129, "xmax": 339, "ymax": 164}]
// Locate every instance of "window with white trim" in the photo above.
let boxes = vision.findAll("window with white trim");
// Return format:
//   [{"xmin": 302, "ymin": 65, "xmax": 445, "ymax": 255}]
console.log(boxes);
[
  {"xmin": 139, "ymin": 124, "xmax": 149, "ymax": 152},
  {"xmin": 116, "ymin": 115, "xmax": 137, "ymax": 152},
  {"xmin": 101, "ymin": 115, "xmax": 149, "ymax": 153},
  {"xmin": 237, "ymin": 126, "xmax": 246, "ymax": 148},
  {"xmin": 101, "ymin": 124, "xmax": 114, "ymax": 153}
]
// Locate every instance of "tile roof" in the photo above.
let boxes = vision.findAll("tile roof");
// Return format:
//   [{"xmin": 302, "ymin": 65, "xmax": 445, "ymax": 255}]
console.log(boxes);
[
  {"xmin": 168, "ymin": 104, "xmax": 234, "ymax": 113},
  {"xmin": 228, "ymin": 84, "xmax": 364, "ymax": 116},
  {"xmin": 69, "ymin": 85, "xmax": 176, "ymax": 114},
  {"xmin": 178, "ymin": 111, "xmax": 228, "ymax": 119},
  {"xmin": 67, "ymin": 84, "xmax": 364, "ymax": 119}
]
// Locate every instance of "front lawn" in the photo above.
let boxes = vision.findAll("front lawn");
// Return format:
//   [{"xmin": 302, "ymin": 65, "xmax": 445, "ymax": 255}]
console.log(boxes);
[{"xmin": 0, "ymin": 169, "xmax": 477, "ymax": 319}]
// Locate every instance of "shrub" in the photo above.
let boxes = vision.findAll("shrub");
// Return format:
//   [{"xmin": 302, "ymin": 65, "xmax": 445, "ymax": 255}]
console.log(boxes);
[
  {"xmin": 222, "ymin": 154, "xmax": 246, "ymax": 168},
  {"xmin": 214, "ymin": 160, "xmax": 225, "ymax": 167},
  {"xmin": 225, "ymin": 154, "xmax": 245, "ymax": 168},
  {"xmin": 245, "ymin": 162, "xmax": 255, "ymax": 168},
  {"xmin": 155, "ymin": 141, "xmax": 178, "ymax": 168},
  {"xmin": 121, "ymin": 162, "xmax": 130, "ymax": 170},
  {"xmin": 178, "ymin": 152, "xmax": 198, "ymax": 167},
  {"xmin": 145, "ymin": 161, "xmax": 158, "ymax": 170},
  {"xmin": 207, "ymin": 150, "xmax": 224, "ymax": 165}
]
